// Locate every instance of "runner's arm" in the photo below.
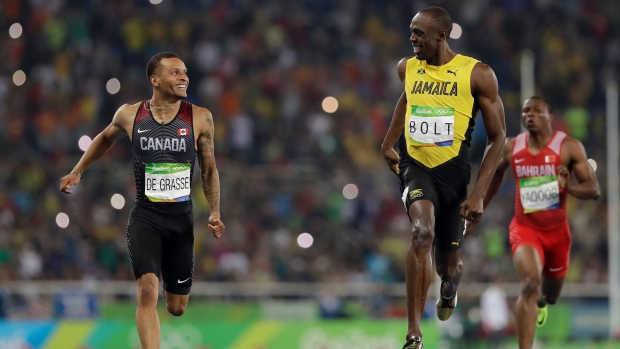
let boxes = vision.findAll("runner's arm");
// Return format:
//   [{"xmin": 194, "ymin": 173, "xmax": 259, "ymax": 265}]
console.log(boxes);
[
  {"xmin": 562, "ymin": 138, "xmax": 600, "ymax": 200},
  {"xmin": 196, "ymin": 108, "xmax": 221, "ymax": 215},
  {"xmin": 482, "ymin": 137, "xmax": 513, "ymax": 208},
  {"xmin": 470, "ymin": 63, "xmax": 507, "ymax": 201},
  {"xmin": 381, "ymin": 58, "xmax": 411, "ymax": 175},
  {"xmin": 60, "ymin": 105, "xmax": 131, "ymax": 193}
]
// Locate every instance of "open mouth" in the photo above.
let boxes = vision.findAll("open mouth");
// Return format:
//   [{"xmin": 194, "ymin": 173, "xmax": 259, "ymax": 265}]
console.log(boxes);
[{"xmin": 413, "ymin": 45, "xmax": 421, "ymax": 54}]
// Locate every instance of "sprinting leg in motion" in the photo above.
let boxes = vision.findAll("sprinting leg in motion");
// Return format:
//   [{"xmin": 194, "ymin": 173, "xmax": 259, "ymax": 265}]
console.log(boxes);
[
  {"xmin": 136, "ymin": 273, "xmax": 161, "ymax": 349},
  {"xmin": 404, "ymin": 201, "xmax": 435, "ymax": 348},
  {"xmin": 435, "ymin": 247, "xmax": 463, "ymax": 320},
  {"xmin": 513, "ymin": 245, "xmax": 543, "ymax": 349},
  {"xmin": 536, "ymin": 276, "xmax": 565, "ymax": 327}
]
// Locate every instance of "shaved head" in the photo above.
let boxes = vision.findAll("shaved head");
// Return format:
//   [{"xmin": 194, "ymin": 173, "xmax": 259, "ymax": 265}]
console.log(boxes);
[{"xmin": 418, "ymin": 6, "xmax": 453, "ymax": 37}]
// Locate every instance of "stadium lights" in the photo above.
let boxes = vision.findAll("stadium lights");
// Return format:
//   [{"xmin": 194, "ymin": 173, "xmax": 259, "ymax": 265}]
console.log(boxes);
[
  {"xmin": 111, "ymin": 194, "xmax": 126, "ymax": 210},
  {"xmin": 322, "ymin": 96, "xmax": 339, "ymax": 113},
  {"xmin": 56, "ymin": 213, "xmax": 70, "ymax": 228},
  {"xmin": 78, "ymin": 135, "xmax": 92, "ymax": 151},
  {"xmin": 588, "ymin": 158, "xmax": 597, "ymax": 172},
  {"xmin": 12, "ymin": 70, "xmax": 26, "ymax": 86},
  {"xmin": 450, "ymin": 23, "xmax": 463, "ymax": 39},
  {"xmin": 342, "ymin": 183, "xmax": 359, "ymax": 200},
  {"xmin": 297, "ymin": 233, "xmax": 313, "ymax": 248},
  {"xmin": 106, "ymin": 78, "xmax": 121, "ymax": 94},
  {"xmin": 9, "ymin": 23, "xmax": 22, "ymax": 39}
]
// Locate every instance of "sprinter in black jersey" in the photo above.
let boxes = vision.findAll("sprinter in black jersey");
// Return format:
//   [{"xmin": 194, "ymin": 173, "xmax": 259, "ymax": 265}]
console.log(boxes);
[{"xmin": 60, "ymin": 52, "xmax": 225, "ymax": 349}]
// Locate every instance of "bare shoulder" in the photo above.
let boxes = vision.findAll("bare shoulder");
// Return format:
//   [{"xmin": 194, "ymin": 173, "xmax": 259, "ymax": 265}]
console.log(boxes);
[
  {"xmin": 397, "ymin": 56, "xmax": 414, "ymax": 81},
  {"xmin": 112, "ymin": 102, "xmax": 140, "ymax": 125},
  {"xmin": 397, "ymin": 56, "xmax": 413, "ymax": 67},
  {"xmin": 562, "ymin": 136, "xmax": 586, "ymax": 154},
  {"xmin": 472, "ymin": 61, "xmax": 495, "ymax": 76},
  {"xmin": 192, "ymin": 104, "xmax": 214, "ymax": 131},
  {"xmin": 471, "ymin": 62, "xmax": 500, "ymax": 99},
  {"xmin": 471, "ymin": 62, "xmax": 498, "ymax": 89}
]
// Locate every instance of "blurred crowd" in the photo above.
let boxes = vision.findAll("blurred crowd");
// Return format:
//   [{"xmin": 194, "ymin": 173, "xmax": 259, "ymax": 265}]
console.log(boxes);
[{"xmin": 0, "ymin": 0, "xmax": 617, "ymax": 307}]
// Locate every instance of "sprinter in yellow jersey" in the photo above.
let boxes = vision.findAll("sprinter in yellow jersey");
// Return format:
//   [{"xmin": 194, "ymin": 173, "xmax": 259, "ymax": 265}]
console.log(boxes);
[{"xmin": 380, "ymin": 7, "xmax": 506, "ymax": 349}]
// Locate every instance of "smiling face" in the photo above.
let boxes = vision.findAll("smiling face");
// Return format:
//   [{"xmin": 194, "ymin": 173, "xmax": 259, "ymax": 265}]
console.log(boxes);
[
  {"xmin": 409, "ymin": 12, "xmax": 444, "ymax": 62},
  {"xmin": 521, "ymin": 97, "xmax": 553, "ymax": 133},
  {"xmin": 151, "ymin": 57, "xmax": 188, "ymax": 99}
]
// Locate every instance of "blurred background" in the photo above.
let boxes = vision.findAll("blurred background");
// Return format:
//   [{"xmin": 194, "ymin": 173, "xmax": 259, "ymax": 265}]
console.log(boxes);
[{"xmin": 0, "ymin": 0, "xmax": 618, "ymax": 348}]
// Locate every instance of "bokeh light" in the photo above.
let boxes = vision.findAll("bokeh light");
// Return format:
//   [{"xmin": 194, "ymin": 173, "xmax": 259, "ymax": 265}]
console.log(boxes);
[
  {"xmin": 149, "ymin": 0, "xmax": 163, "ymax": 4},
  {"xmin": 13, "ymin": 70, "xmax": 26, "ymax": 86},
  {"xmin": 322, "ymin": 96, "xmax": 339, "ymax": 113},
  {"xmin": 111, "ymin": 194, "xmax": 126, "ymax": 210},
  {"xmin": 297, "ymin": 233, "xmax": 314, "ymax": 248},
  {"xmin": 106, "ymin": 78, "xmax": 121, "ymax": 94},
  {"xmin": 56, "ymin": 213, "xmax": 70, "ymax": 228},
  {"xmin": 9, "ymin": 23, "xmax": 23, "ymax": 39},
  {"xmin": 588, "ymin": 158, "xmax": 597, "ymax": 172},
  {"xmin": 343, "ymin": 184, "xmax": 359, "ymax": 200},
  {"xmin": 450, "ymin": 23, "xmax": 463, "ymax": 39},
  {"xmin": 78, "ymin": 135, "xmax": 92, "ymax": 151}
]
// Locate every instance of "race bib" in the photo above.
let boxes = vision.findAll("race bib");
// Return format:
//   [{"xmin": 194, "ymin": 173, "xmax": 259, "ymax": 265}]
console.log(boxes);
[
  {"xmin": 408, "ymin": 105, "xmax": 455, "ymax": 147},
  {"xmin": 519, "ymin": 176, "xmax": 560, "ymax": 213},
  {"xmin": 145, "ymin": 163, "xmax": 191, "ymax": 202}
]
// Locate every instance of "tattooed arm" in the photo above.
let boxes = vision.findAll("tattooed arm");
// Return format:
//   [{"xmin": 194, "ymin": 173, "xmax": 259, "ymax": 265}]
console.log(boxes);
[{"xmin": 195, "ymin": 106, "xmax": 225, "ymax": 238}]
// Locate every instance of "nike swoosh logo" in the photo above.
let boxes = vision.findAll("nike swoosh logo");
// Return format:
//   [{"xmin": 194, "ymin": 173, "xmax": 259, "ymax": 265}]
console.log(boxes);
[
  {"xmin": 137, "ymin": 129, "xmax": 150, "ymax": 133},
  {"xmin": 178, "ymin": 277, "xmax": 191, "ymax": 283},
  {"xmin": 515, "ymin": 158, "xmax": 526, "ymax": 163},
  {"xmin": 549, "ymin": 267, "xmax": 564, "ymax": 272}
]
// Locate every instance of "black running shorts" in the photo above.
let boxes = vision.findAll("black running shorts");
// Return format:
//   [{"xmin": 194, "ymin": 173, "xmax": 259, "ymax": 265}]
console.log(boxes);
[
  {"xmin": 126, "ymin": 203, "xmax": 195, "ymax": 295},
  {"xmin": 399, "ymin": 165, "xmax": 467, "ymax": 252}
]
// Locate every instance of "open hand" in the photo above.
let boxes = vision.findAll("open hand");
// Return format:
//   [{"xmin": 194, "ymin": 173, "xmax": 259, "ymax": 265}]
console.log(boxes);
[
  {"xmin": 208, "ymin": 216, "xmax": 225, "ymax": 238},
  {"xmin": 59, "ymin": 173, "xmax": 81, "ymax": 194}
]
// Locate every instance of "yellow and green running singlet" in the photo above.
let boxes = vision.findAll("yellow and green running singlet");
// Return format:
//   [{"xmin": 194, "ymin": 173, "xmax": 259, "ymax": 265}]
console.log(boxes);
[{"xmin": 403, "ymin": 54, "xmax": 479, "ymax": 169}]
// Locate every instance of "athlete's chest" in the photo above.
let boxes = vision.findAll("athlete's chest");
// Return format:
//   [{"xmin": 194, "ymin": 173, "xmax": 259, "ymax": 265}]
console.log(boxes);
[
  {"xmin": 512, "ymin": 148, "xmax": 560, "ymax": 179},
  {"xmin": 134, "ymin": 121, "xmax": 192, "ymax": 152}
]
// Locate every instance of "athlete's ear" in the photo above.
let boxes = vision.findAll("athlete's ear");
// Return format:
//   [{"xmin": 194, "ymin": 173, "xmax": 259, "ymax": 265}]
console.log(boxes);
[
  {"xmin": 438, "ymin": 30, "xmax": 447, "ymax": 41},
  {"xmin": 149, "ymin": 75, "xmax": 159, "ymax": 87}
]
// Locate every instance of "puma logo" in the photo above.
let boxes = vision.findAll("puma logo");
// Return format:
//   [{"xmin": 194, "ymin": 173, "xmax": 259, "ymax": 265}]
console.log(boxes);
[{"xmin": 447, "ymin": 69, "xmax": 458, "ymax": 76}]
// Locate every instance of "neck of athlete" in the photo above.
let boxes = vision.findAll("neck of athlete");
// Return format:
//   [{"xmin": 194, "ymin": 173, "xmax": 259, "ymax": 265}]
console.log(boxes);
[
  {"xmin": 427, "ymin": 43, "xmax": 454, "ymax": 66},
  {"xmin": 150, "ymin": 92, "xmax": 181, "ymax": 109},
  {"xmin": 528, "ymin": 127, "xmax": 554, "ymax": 150}
]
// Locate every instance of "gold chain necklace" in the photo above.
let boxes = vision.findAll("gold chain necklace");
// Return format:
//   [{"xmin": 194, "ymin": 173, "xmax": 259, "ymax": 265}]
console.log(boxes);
[{"xmin": 149, "ymin": 99, "xmax": 178, "ymax": 110}]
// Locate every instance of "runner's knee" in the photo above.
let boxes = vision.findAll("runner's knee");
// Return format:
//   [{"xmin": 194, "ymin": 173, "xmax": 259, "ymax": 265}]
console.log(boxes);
[
  {"xmin": 137, "ymin": 276, "xmax": 159, "ymax": 307},
  {"xmin": 545, "ymin": 295, "xmax": 559, "ymax": 305},
  {"xmin": 411, "ymin": 221, "xmax": 434, "ymax": 252},
  {"xmin": 165, "ymin": 294, "xmax": 188, "ymax": 316},
  {"xmin": 166, "ymin": 301, "xmax": 186, "ymax": 316},
  {"xmin": 521, "ymin": 276, "xmax": 542, "ymax": 299}
]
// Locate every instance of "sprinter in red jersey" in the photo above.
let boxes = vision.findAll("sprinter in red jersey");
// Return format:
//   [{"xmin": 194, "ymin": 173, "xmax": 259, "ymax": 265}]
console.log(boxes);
[{"xmin": 465, "ymin": 96, "xmax": 599, "ymax": 349}]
